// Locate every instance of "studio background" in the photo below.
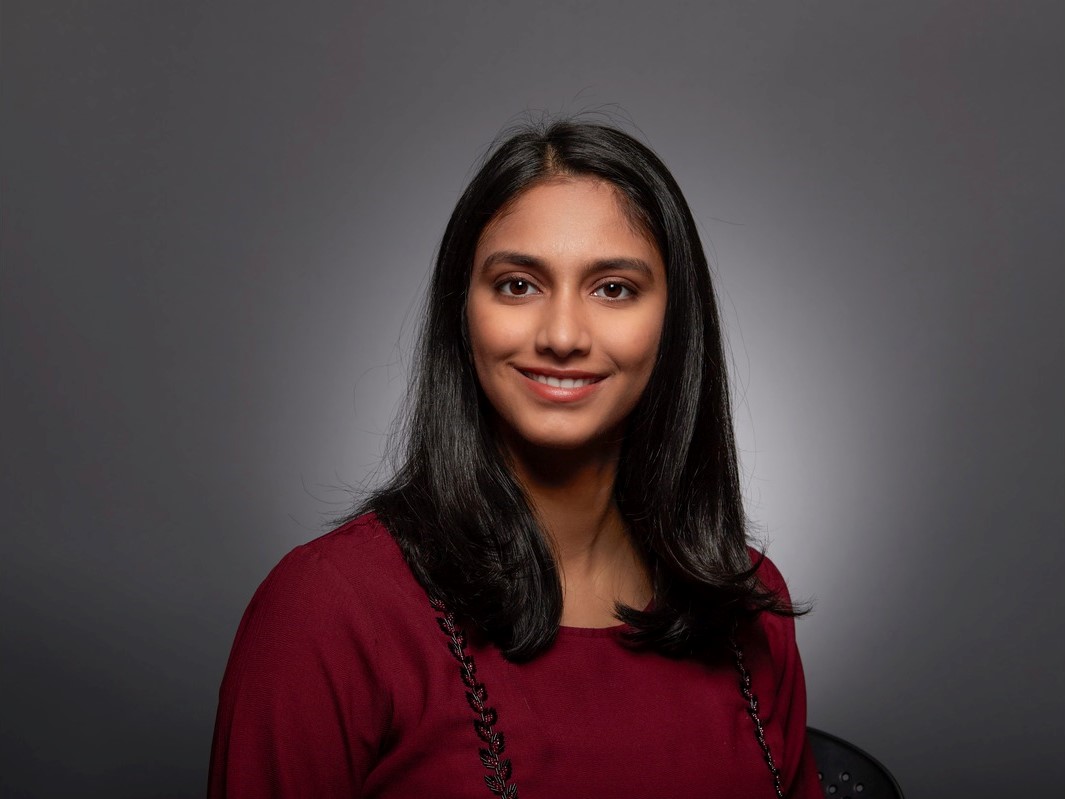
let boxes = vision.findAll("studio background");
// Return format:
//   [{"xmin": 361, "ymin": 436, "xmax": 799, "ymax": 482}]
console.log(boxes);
[{"xmin": 3, "ymin": 2, "xmax": 1062, "ymax": 797}]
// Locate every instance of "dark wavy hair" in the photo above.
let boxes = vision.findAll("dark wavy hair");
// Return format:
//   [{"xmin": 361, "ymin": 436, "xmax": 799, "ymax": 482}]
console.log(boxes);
[{"xmin": 364, "ymin": 119, "xmax": 797, "ymax": 661}]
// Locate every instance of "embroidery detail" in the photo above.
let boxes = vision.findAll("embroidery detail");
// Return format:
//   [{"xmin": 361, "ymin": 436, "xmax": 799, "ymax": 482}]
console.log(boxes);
[
  {"xmin": 730, "ymin": 637, "xmax": 784, "ymax": 799},
  {"xmin": 431, "ymin": 599, "xmax": 518, "ymax": 798},
  {"xmin": 431, "ymin": 599, "xmax": 781, "ymax": 798}
]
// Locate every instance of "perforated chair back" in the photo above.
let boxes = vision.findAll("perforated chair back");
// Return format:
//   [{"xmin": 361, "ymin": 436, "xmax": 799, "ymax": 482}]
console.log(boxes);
[{"xmin": 808, "ymin": 727, "xmax": 904, "ymax": 799}]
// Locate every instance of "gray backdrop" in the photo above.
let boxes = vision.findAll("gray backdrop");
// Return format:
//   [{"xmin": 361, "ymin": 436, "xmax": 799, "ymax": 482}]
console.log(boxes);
[{"xmin": 3, "ymin": 1, "xmax": 1062, "ymax": 797}]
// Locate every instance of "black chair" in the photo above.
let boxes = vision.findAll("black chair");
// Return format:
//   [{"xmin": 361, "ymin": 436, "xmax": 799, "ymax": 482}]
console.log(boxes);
[{"xmin": 807, "ymin": 727, "xmax": 904, "ymax": 799}]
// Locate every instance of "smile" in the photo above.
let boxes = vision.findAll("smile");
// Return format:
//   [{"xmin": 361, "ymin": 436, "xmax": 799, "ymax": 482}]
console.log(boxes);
[{"xmin": 519, "ymin": 370, "xmax": 601, "ymax": 388}]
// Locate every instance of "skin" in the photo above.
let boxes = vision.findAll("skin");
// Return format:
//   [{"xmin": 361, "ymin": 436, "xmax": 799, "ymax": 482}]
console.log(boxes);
[{"xmin": 467, "ymin": 176, "xmax": 667, "ymax": 627}]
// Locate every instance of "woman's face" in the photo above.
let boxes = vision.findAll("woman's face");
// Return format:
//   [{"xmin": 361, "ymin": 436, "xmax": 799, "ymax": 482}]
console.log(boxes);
[{"xmin": 467, "ymin": 177, "xmax": 667, "ymax": 453}]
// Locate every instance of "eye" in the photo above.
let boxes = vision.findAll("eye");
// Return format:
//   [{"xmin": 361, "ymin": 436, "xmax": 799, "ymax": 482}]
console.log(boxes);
[
  {"xmin": 497, "ymin": 278, "xmax": 541, "ymax": 297},
  {"xmin": 592, "ymin": 281, "xmax": 635, "ymax": 300}
]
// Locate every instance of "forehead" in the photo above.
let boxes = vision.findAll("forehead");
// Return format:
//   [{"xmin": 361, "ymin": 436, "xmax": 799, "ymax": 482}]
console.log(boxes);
[{"xmin": 476, "ymin": 177, "xmax": 660, "ymax": 261}]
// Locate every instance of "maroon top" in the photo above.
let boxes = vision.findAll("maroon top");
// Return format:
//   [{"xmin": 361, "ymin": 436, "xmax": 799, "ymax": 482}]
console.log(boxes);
[{"xmin": 209, "ymin": 513, "xmax": 821, "ymax": 798}]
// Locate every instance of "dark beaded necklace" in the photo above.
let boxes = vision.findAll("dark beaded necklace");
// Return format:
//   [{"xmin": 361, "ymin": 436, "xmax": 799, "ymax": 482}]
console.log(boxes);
[{"xmin": 431, "ymin": 599, "xmax": 784, "ymax": 799}]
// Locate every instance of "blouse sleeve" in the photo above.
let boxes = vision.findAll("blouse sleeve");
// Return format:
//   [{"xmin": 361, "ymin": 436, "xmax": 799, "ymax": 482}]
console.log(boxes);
[
  {"xmin": 208, "ymin": 545, "xmax": 391, "ymax": 798},
  {"xmin": 754, "ymin": 555, "xmax": 823, "ymax": 799}
]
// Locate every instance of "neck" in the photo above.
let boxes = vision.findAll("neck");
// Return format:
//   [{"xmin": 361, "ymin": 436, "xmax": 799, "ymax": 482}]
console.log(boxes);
[{"xmin": 499, "ymin": 429, "xmax": 651, "ymax": 627}]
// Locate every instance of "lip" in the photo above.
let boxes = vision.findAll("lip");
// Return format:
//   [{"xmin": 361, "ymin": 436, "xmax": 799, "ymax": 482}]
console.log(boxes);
[
  {"xmin": 516, "ymin": 365, "xmax": 605, "ymax": 380},
  {"xmin": 514, "ymin": 365, "xmax": 607, "ymax": 403}
]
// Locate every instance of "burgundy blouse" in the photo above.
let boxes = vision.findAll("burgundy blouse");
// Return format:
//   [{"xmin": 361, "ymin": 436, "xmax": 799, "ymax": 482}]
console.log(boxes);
[{"xmin": 209, "ymin": 513, "xmax": 821, "ymax": 798}]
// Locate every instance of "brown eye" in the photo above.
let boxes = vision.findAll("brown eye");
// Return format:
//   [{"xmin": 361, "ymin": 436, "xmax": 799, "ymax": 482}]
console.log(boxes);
[
  {"xmin": 593, "ymin": 281, "xmax": 634, "ymax": 300},
  {"xmin": 499, "ymin": 278, "xmax": 540, "ymax": 297}
]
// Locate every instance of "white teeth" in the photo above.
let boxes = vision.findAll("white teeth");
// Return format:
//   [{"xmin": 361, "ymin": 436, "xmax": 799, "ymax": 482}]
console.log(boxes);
[{"xmin": 523, "ymin": 371, "xmax": 596, "ymax": 388}]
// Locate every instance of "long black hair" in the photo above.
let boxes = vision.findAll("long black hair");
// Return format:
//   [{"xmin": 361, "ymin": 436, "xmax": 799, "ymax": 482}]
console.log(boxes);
[{"xmin": 364, "ymin": 119, "xmax": 797, "ymax": 661}]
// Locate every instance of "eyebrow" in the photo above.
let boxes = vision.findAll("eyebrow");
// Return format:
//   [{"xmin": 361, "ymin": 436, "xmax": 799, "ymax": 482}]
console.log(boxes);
[{"xmin": 478, "ymin": 250, "xmax": 656, "ymax": 281}]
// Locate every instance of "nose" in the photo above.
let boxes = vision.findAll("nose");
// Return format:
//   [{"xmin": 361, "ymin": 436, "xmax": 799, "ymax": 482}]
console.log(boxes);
[{"xmin": 534, "ymin": 291, "xmax": 592, "ymax": 359}]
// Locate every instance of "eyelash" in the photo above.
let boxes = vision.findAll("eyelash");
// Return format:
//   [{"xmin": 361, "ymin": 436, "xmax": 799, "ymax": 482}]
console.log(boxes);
[
  {"xmin": 496, "ymin": 278, "xmax": 541, "ymax": 297},
  {"xmin": 592, "ymin": 281, "xmax": 636, "ymax": 300},
  {"xmin": 495, "ymin": 277, "xmax": 637, "ymax": 301}
]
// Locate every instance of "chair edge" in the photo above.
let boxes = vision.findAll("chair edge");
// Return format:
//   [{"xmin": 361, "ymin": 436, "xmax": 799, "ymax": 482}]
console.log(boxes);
[{"xmin": 807, "ymin": 726, "xmax": 906, "ymax": 799}]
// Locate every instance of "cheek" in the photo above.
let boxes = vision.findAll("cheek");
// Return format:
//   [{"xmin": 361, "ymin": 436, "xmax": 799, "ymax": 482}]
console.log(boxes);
[
  {"xmin": 466, "ymin": 316, "xmax": 492, "ymax": 387},
  {"xmin": 467, "ymin": 300, "xmax": 520, "ymax": 377},
  {"xmin": 606, "ymin": 314, "xmax": 665, "ymax": 374}
]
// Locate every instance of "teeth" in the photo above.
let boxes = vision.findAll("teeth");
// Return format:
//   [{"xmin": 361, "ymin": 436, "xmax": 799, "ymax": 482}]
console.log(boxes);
[{"xmin": 524, "ymin": 372, "xmax": 597, "ymax": 388}]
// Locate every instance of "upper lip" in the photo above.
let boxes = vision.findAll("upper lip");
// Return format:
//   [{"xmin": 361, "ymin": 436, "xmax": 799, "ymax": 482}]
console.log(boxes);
[{"xmin": 515, "ymin": 365, "xmax": 606, "ymax": 380}]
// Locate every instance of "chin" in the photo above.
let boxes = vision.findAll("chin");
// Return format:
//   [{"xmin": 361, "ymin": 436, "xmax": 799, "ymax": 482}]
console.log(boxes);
[
  {"xmin": 527, "ymin": 436, "xmax": 597, "ymax": 452},
  {"xmin": 504, "ymin": 422, "xmax": 623, "ymax": 454}
]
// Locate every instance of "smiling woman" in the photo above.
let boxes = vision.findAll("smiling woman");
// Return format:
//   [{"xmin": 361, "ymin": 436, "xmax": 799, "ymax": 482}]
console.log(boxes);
[
  {"xmin": 208, "ymin": 120, "xmax": 822, "ymax": 798},
  {"xmin": 468, "ymin": 178, "xmax": 667, "ymax": 455}
]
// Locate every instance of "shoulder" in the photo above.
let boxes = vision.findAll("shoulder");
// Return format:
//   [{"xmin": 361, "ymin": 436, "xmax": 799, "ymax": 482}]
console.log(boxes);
[
  {"xmin": 211, "ymin": 514, "xmax": 414, "ymax": 793},
  {"xmin": 741, "ymin": 548, "xmax": 819, "ymax": 796},
  {"xmin": 746, "ymin": 546, "xmax": 792, "ymax": 601},
  {"xmin": 261, "ymin": 512, "xmax": 421, "ymax": 603},
  {"xmin": 741, "ymin": 546, "xmax": 801, "ymax": 674},
  {"xmin": 286, "ymin": 511, "xmax": 411, "ymax": 582},
  {"xmin": 218, "ymin": 513, "xmax": 435, "ymax": 716},
  {"xmin": 234, "ymin": 513, "xmax": 429, "ymax": 658}
]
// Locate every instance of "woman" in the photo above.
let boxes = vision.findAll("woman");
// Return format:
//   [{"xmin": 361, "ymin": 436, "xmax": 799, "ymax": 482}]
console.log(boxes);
[{"xmin": 209, "ymin": 120, "xmax": 821, "ymax": 797}]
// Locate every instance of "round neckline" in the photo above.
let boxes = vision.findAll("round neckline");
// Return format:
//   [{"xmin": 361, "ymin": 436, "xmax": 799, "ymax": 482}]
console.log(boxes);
[
  {"xmin": 556, "ymin": 620, "xmax": 631, "ymax": 638},
  {"xmin": 555, "ymin": 598, "xmax": 652, "ymax": 638}
]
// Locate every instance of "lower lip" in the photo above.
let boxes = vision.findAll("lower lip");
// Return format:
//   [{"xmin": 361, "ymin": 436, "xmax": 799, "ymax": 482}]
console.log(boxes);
[{"xmin": 518, "ymin": 370, "xmax": 605, "ymax": 403}]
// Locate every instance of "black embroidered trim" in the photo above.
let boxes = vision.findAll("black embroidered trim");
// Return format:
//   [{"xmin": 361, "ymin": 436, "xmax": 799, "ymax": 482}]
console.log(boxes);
[
  {"xmin": 730, "ymin": 636, "xmax": 784, "ymax": 799},
  {"xmin": 431, "ymin": 599, "xmax": 781, "ymax": 798},
  {"xmin": 430, "ymin": 599, "xmax": 518, "ymax": 798}
]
